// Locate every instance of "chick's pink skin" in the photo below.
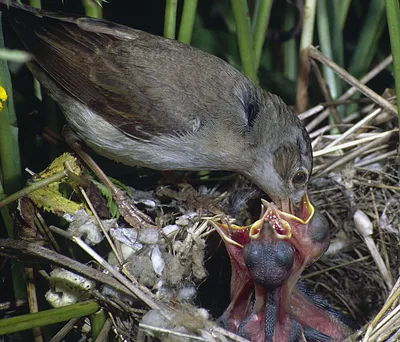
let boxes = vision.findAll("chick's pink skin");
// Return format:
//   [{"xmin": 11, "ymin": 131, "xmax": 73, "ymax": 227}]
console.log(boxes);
[
  {"xmin": 215, "ymin": 196, "xmax": 351, "ymax": 342},
  {"xmin": 217, "ymin": 226, "xmax": 296, "ymax": 341},
  {"xmin": 291, "ymin": 290, "xmax": 353, "ymax": 340},
  {"xmin": 263, "ymin": 194, "xmax": 330, "ymax": 275},
  {"xmin": 276, "ymin": 198, "xmax": 351, "ymax": 340},
  {"xmin": 263, "ymin": 200, "xmax": 330, "ymax": 317},
  {"xmin": 214, "ymin": 226, "xmax": 253, "ymax": 331},
  {"xmin": 252, "ymin": 202, "xmax": 351, "ymax": 341}
]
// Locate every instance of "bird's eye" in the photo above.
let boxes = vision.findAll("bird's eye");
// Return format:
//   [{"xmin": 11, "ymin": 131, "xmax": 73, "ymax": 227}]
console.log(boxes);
[{"xmin": 292, "ymin": 171, "xmax": 308, "ymax": 185}]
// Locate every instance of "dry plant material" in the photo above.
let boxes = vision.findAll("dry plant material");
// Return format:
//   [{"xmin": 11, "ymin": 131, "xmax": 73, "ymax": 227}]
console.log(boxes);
[
  {"xmin": 1, "ymin": 151, "xmax": 247, "ymax": 340},
  {"xmin": 302, "ymin": 47, "xmax": 400, "ymax": 341}
]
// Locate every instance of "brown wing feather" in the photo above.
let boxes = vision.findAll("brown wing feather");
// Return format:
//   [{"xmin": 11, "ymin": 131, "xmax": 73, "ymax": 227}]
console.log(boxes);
[{"xmin": 5, "ymin": 4, "xmax": 247, "ymax": 139}]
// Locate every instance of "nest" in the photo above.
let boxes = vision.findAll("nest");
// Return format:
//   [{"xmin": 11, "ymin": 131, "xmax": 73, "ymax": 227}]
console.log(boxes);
[{"xmin": 300, "ymin": 50, "xmax": 400, "ymax": 342}]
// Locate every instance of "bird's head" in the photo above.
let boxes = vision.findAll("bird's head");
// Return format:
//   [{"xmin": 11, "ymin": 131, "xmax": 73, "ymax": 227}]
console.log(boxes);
[{"xmin": 240, "ymin": 90, "xmax": 313, "ymax": 217}]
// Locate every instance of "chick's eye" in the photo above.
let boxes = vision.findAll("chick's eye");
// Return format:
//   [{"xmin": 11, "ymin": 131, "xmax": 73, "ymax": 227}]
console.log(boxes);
[{"xmin": 292, "ymin": 171, "xmax": 308, "ymax": 185}]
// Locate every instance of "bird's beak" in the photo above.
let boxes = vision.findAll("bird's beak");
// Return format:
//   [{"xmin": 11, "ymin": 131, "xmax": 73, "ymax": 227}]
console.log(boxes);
[
  {"xmin": 260, "ymin": 193, "xmax": 315, "ymax": 240},
  {"xmin": 291, "ymin": 192, "xmax": 315, "ymax": 224},
  {"xmin": 213, "ymin": 194, "xmax": 314, "ymax": 244},
  {"xmin": 279, "ymin": 197, "xmax": 293, "ymax": 215}
]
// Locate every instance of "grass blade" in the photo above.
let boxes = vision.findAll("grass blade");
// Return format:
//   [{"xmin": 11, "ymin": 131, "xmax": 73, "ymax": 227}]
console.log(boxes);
[
  {"xmin": 178, "ymin": 0, "xmax": 198, "ymax": 44},
  {"xmin": 252, "ymin": 0, "xmax": 273, "ymax": 70},
  {"xmin": 164, "ymin": 0, "xmax": 178, "ymax": 39},
  {"xmin": 230, "ymin": 0, "xmax": 258, "ymax": 84},
  {"xmin": 348, "ymin": 0, "xmax": 386, "ymax": 78}
]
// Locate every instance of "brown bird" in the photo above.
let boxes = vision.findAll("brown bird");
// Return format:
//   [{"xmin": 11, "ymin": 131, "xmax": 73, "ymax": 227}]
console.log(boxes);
[{"xmin": 1, "ymin": 1, "xmax": 312, "ymax": 216}]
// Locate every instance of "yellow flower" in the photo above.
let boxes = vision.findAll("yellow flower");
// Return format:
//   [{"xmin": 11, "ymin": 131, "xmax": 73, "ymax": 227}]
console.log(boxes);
[
  {"xmin": 0, "ymin": 86, "xmax": 7, "ymax": 111},
  {"xmin": 0, "ymin": 86, "xmax": 7, "ymax": 102}
]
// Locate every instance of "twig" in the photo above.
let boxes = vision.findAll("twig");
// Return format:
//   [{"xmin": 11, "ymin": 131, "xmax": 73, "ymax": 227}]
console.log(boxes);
[
  {"xmin": 299, "ymin": 104, "xmax": 324, "ymax": 120},
  {"xmin": 0, "ymin": 239, "xmax": 135, "ymax": 301},
  {"xmin": 62, "ymin": 127, "xmax": 157, "ymax": 229},
  {"xmin": 353, "ymin": 210, "xmax": 394, "ymax": 290},
  {"xmin": 25, "ymin": 267, "xmax": 43, "ymax": 342},
  {"xmin": 363, "ymin": 282, "xmax": 400, "ymax": 342},
  {"xmin": 323, "ymin": 107, "xmax": 382, "ymax": 149},
  {"xmin": 94, "ymin": 317, "xmax": 112, "ymax": 342},
  {"xmin": 353, "ymin": 180, "xmax": 400, "ymax": 192},
  {"xmin": 213, "ymin": 326, "xmax": 251, "ymax": 342},
  {"xmin": 355, "ymin": 150, "xmax": 397, "ymax": 168},
  {"xmin": 308, "ymin": 46, "xmax": 397, "ymax": 115},
  {"xmin": 296, "ymin": 0, "xmax": 317, "ymax": 111},
  {"xmin": 310, "ymin": 59, "xmax": 343, "ymax": 131},
  {"xmin": 314, "ymin": 132, "xmax": 394, "ymax": 177},
  {"xmin": 304, "ymin": 54, "xmax": 393, "ymax": 132},
  {"xmin": 309, "ymin": 112, "xmax": 359, "ymax": 139},
  {"xmin": 0, "ymin": 169, "xmax": 80, "ymax": 209},
  {"xmin": 35, "ymin": 213, "xmax": 60, "ymax": 253},
  {"xmin": 49, "ymin": 317, "xmax": 81, "ymax": 342},
  {"xmin": 313, "ymin": 131, "xmax": 393, "ymax": 158},
  {"xmin": 320, "ymin": 97, "xmax": 373, "ymax": 107},
  {"xmin": 139, "ymin": 323, "xmax": 206, "ymax": 341},
  {"xmin": 48, "ymin": 226, "xmax": 170, "ymax": 318}
]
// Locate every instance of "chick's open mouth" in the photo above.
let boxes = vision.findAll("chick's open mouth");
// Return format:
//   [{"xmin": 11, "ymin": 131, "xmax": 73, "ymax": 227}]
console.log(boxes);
[
  {"xmin": 214, "ymin": 193, "xmax": 315, "ymax": 247},
  {"xmin": 259, "ymin": 192, "xmax": 315, "ymax": 240}
]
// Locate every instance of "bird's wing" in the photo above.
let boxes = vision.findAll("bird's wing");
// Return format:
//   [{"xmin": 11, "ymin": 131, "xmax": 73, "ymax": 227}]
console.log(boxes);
[{"xmin": 5, "ymin": 3, "xmax": 245, "ymax": 140}]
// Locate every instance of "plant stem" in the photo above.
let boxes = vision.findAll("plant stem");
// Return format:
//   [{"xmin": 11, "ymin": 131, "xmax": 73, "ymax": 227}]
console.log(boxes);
[
  {"xmin": 91, "ymin": 309, "xmax": 108, "ymax": 341},
  {"xmin": 296, "ymin": 0, "xmax": 317, "ymax": 111},
  {"xmin": 164, "ymin": 0, "xmax": 178, "ymax": 39},
  {"xmin": 29, "ymin": 0, "xmax": 41, "ymax": 8},
  {"xmin": 0, "ymin": 301, "xmax": 100, "ymax": 335},
  {"xmin": 252, "ymin": 0, "xmax": 272, "ymax": 70},
  {"xmin": 317, "ymin": 0, "xmax": 340, "ymax": 101},
  {"xmin": 0, "ymin": 170, "xmax": 69, "ymax": 209},
  {"xmin": 338, "ymin": 0, "xmax": 351, "ymax": 30},
  {"xmin": 300, "ymin": 0, "xmax": 317, "ymax": 52},
  {"xmin": 0, "ymin": 11, "xmax": 27, "ymax": 302},
  {"xmin": 348, "ymin": 0, "xmax": 386, "ymax": 78},
  {"xmin": 178, "ymin": 0, "xmax": 198, "ymax": 44},
  {"xmin": 0, "ymin": 18, "xmax": 21, "ymax": 196},
  {"xmin": 283, "ymin": 7, "xmax": 297, "ymax": 82},
  {"xmin": 82, "ymin": 0, "xmax": 103, "ymax": 18},
  {"xmin": 230, "ymin": 0, "xmax": 258, "ymax": 85}
]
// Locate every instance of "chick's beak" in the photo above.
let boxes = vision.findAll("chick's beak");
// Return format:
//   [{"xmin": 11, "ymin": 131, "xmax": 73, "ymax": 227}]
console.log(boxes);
[
  {"xmin": 212, "ymin": 193, "xmax": 314, "ymax": 248},
  {"xmin": 261, "ymin": 192, "xmax": 315, "ymax": 240},
  {"xmin": 278, "ymin": 192, "xmax": 314, "ymax": 224},
  {"xmin": 270, "ymin": 187, "xmax": 313, "ymax": 219},
  {"xmin": 293, "ymin": 192, "xmax": 315, "ymax": 224}
]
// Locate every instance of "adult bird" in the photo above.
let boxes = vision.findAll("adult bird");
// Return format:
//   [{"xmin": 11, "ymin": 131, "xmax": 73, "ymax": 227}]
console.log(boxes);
[{"xmin": 0, "ymin": 1, "xmax": 313, "ymax": 221}]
